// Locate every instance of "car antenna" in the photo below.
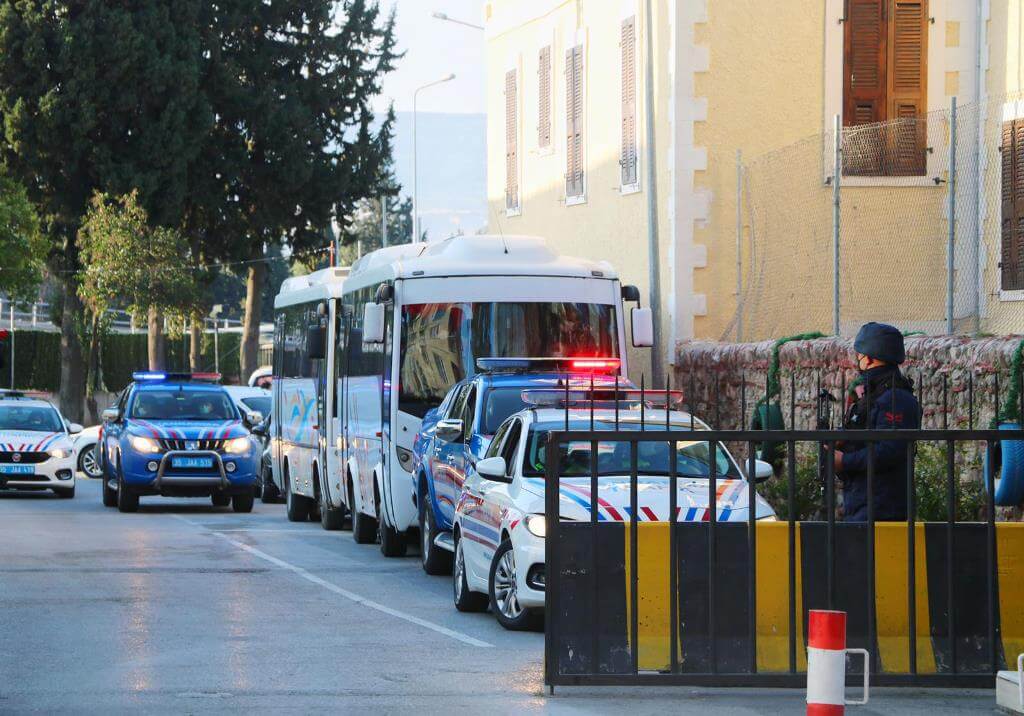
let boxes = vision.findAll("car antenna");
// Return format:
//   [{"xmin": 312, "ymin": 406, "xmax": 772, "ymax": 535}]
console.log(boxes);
[{"xmin": 488, "ymin": 204, "xmax": 510, "ymax": 254}]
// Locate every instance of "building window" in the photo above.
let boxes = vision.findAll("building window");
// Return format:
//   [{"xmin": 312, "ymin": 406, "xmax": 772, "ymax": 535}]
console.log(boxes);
[
  {"xmin": 565, "ymin": 43, "xmax": 585, "ymax": 202},
  {"xmin": 842, "ymin": 0, "xmax": 928, "ymax": 176},
  {"xmin": 504, "ymin": 68, "xmax": 520, "ymax": 214},
  {"xmin": 1002, "ymin": 119, "xmax": 1024, "ymax": 292},
  {"xmin": 620, "ymin": 16, "xmax": 639, "ymax": 191},
  {"xmin": 538, "ymin": 45, "xmax": 552, "ymax": 150}
]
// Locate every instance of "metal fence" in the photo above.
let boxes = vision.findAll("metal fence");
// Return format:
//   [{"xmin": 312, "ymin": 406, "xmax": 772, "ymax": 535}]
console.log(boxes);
[
  {"xmin": 724, "ymin": 91, "xmax": 1024, "ymax": 342},
  {"xmin": 541, "ymin": 382, "xmax": 1024, "ymax": 690}
]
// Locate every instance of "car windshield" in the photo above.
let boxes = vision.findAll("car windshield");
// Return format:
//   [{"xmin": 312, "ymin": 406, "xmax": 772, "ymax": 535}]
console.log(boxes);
[
  {"xmin": 481, "ymin": 388, "xmax": 531, "ymax": 434},
  {"xmin": 398, "ymin": 301, "xmax": 618, "ymax": 418},
  {"xmin": 522, "ymin": 423, "xmax": 741, "ymax": 478},
  {"xmin": 0, "ymin": 405, "xmax": 64, "ymax": 433},
  {"xmin": 129, "ymin": 389, "xmax": 238, "ymax": 421},
  {"xmin": 240, "ymin": 396, "xmax": 271, "ymax": 416}
]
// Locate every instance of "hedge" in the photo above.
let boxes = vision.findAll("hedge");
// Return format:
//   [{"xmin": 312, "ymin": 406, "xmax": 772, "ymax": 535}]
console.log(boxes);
[{"xmin": 6, "ymin": 330, "xmax": 244, "ymax": 393}]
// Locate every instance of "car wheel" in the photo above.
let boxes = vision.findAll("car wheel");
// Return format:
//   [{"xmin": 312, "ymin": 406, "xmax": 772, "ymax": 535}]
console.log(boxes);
[
  {"xmin": 116, "ymin": 465, "xmax": 139, "ymax": 513},
  {"xmin": 232, "ymin": 490, "xmax": 255, "ymax": 513},
  {"xmin": 102, "ymin": 477, "xmax": 117, "ymax": 507},
  {"xmin": 453, "ymin": 535, "xmax": 487, "ymax": 612},
  {"xmin": 285, "ymin": 467, "xmax": 310, "ymax": 522},
  {"xmin": 53, "ymin": 485, "xmax": 75, "ymax": 499},
  {"xmin": 259, "ymin": 463, "xmax": 279, "ymax": 504},
  {"xmin": 211, "ymin": 493, "xmax": 231, "ymax": 507},
  {"xmin": 78, "ymin": 444, "xmax": 102, "ymax": 478},
  {"xmin": 350, "ymin": 479, "xmax": 377, "ymax": 544},
  {"xmin": 419, "ymin": 490, "xmax": 452, "ymax": 575},
  {"xmin": 488, "ymin": 540, "xmax": 542, "ymax": 631}
]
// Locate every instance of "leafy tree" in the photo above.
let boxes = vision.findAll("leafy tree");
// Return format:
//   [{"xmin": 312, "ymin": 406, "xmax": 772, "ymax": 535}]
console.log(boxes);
[
  {"xmin": 199, "ymin": 0, "xmax": 401, "ymax": 381},
  {"xmin": 339, "ymin": 194, "xmax": 417, "ymax": 266},
  {"xmin": 78, "ymin": 192, "xmax": 198, "ymax": 373},
  {"xmin": 0, "ymin": 174, "xmax": 44, "ymax": 300},
  {"xmin": 0, "ymin": 1, "xmax": 210, "ymax": 420}
]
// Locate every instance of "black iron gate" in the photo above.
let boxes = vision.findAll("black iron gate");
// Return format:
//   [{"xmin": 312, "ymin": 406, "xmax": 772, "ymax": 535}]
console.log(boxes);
[{"xmin": 543, "ymin": 425, "xmax": 1024, "ymax": 689}]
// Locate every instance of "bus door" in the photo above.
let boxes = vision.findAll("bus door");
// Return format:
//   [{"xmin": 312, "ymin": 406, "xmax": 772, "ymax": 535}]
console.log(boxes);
[{"xmin": 325, "ymin": 300, "xmax": 346, "ymax": 500}]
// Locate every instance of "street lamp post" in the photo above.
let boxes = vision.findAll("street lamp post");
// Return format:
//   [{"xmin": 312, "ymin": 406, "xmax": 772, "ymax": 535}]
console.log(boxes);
[
  {"xmin": 431, "ymin": 11, "xmax": 484, "ymax": 31},
  {"xmin": 209, "ymin": 304, "xmax": 223, "ymax": 375},
  {"xmin": 413, "ymin": 73, "xmax": 456, "ymax": 243}
]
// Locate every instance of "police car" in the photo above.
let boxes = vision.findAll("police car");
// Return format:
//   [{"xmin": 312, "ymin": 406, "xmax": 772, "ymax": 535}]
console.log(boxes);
[
  {"xmin": 0, "ymin": 390, "xmax": 81, "ymax": 498},
  {"xmin": 99, "ymin": 373, "xmax": 262, "ymax": 513},
  {"xmin": 413, "ymin": 358, "xmax": 630, "ymax": 575},
  {"xmin": 451, "ymin": 394, "xmax": 776, "ymax": 630}
]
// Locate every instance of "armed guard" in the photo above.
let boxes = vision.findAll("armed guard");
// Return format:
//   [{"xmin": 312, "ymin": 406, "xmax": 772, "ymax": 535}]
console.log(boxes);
[{"xmin": 834, "ymin": 322, "xmax": 921, "ymax": 522}]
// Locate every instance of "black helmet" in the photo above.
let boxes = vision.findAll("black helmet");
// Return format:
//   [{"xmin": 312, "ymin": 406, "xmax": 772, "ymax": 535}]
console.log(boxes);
[{"xmin": 853, "ymin": 322, "xmax": 905, "ymax": 365}]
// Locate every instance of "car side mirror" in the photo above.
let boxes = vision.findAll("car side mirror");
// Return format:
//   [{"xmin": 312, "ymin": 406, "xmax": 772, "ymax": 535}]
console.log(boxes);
[
  {"xmin": 435, "ymin": 418, "xmax": 464, "ymax": 443},
  {"xmin": 631, "ymin": 307, "xmax": 654, "ymax": 348},
  {"xmin": 244, "ymin": 411, "xmax": 264, "ymax": 428},
  {"xmin": 101, "ymin": 407, "xmax": 122, "ymax": 423},
  {"xmin": 363, "ymin": 303, "xmax": 386, "ymax": 344},
  {"xmin": 306, "ymin": 323, "xmax": 326, "ymax": 360},
  {"xmin": 67, "ymin": 422, "xmax": 84, "ymax": 435},
  {"xmin": 477, "ymin": 456, "xmax": 511, "ymax": 483},
  {"xmin": 754, "ymin": 459, "xmax": 774, "ymax": 483}
]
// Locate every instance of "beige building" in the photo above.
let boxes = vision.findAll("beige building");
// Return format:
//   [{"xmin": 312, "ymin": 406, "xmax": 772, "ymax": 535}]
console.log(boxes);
[{"xmin": 484, "ymin": 0, "xmax": 1024, "ymax": 374}]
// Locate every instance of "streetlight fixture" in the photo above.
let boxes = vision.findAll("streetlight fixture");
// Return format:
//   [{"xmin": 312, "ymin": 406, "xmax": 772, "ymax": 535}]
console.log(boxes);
[
  {"xmin": 413, "ymin": 73, "xmax": 456, "ymax": 243},
  {"xmin": 431, "ymin": 11, "xmax": 484, "ymax": 30},
  {"xmin": 209, "ymin": 304, "xmax": 223, "ymax": 374}
]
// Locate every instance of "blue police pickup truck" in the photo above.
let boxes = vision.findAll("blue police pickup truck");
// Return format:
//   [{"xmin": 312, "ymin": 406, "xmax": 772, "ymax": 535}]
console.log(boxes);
[{"xmin": 99, "ymin": 372, "xmax": 263, "ymax": 513}]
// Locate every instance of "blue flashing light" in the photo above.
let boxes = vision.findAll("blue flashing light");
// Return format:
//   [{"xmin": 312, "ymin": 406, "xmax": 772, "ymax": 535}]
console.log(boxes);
[{"xmin": 132, "ymin": 372, "xmax": 167, "ymax": 382}]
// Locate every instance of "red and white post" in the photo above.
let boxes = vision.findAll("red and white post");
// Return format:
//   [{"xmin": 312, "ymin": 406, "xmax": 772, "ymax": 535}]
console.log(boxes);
[{"xmin": 806, "ymin": 610, "xmax": 870, "ymax": 715}]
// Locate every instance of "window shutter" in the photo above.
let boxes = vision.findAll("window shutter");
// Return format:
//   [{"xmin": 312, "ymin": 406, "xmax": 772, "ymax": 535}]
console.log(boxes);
[
  {"xmin": 538, "ymin": 45, "xmax": 552, "ymax": 149},
  {"xmin": 887, "ymin": 0, "xmax": 927, "ymax": 175},
  {"xmin": 1003, "ymin": 120, "xmax": 1024, "ymax": 291},
  {"xmin": 620, "ymin": 17, "xmax": 638, "ymax": 187},
  {"xmin": 844, "ymin": 0, "xmax": 887, "ymax": 127},
  {"xmin": 565, "ymin": 45, "xmax": 584, "ymax": 198},
  {"xmin": 505, "ymin": 68, "xmax": 518, "ymax": 211}
]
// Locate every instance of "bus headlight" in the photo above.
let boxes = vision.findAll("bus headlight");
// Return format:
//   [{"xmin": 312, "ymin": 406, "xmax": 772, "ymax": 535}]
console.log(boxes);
[
  {"xmin": 224, "ymin": 437, "xmax": 251, "ymax": 455},
  {"xmin": 129, "ymin": 436, "xmax": 160, "ymax": 454},
  {"xmin": 396, "ymin": 446, "xmax": 413, "ymax": 471},
  {"xmin": 525, "ymin": 514, "xmax": 546, "ymax": 538}
]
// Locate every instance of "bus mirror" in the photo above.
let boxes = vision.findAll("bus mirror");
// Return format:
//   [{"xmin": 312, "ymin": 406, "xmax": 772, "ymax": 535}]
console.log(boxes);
[
  {"xmin": 631, "ymin": 307, "xmax": 654, "ymax": 348},
  {"xmin": 375, "ymin": 284, "xmax": 394, "ymax": 304},
  {"xmin": 306, "ymin": 323, "xmax": 327, "ymax": 360},
  {"xmin": 621, "ymin": 285, "xmax": 641, "ymax": 303},
  {"xmin": 363, "ymin": 303, "xmax": 386, "ymax": 344}
]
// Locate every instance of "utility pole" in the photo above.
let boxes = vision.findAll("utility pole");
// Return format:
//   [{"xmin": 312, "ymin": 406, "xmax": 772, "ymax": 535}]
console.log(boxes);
[
  {"xmin": 643, "ymin": 0, "xmax": 663, "ymax": 385},
  {"xmin": 946, "ymin": 96, "xmax": 957, "ymax": 335},
  {"xmin": 381, "ymin": 196, "xmax": 388, "ymax": 248},
  {"xmin": 832, "ymin": 114, "xmax": 842, "ymax": 336}
]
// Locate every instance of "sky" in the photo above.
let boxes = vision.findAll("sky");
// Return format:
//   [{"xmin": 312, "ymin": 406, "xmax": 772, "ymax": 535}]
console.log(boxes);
[{"xmin": 376, "ymin": 0, "xmax": 486, "ymax": 116}]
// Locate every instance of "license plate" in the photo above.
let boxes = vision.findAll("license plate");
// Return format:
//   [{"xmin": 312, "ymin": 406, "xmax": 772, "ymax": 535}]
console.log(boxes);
[
  {"xmin": 171, "ymin": 457, "xmax": 213, "ymax": 469},
  {"xmin": 0, "ymin": 465, "xmax": 35, "ymax": 475}
]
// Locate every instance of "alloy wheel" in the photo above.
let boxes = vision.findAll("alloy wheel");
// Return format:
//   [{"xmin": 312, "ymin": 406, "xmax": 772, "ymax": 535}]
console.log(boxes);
[{"xmin": 493, "ymin": 549, "xmax": 522, "ymax": 619}]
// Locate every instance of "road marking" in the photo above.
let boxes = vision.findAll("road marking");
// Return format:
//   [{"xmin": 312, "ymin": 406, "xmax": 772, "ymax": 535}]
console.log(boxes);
[{"xmin": 170, "ymin": 514, "xmax": 494, "ymax": 648}]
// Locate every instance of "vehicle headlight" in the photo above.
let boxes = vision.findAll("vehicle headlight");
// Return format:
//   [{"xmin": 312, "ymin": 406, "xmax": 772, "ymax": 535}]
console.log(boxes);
[
  {"xmin": 524, "ymin": 514, "xmax": 546, "ymax": 538},
  {"xmin": 224, "ymin": 437, "xmax": 251, "ymax": 455},
  {"xmin": 129, "ymin": 435, "xmax": 160, "ymax": 454},
  {"xmin": 48, "ymin": 447, "xmax": 70, "ymax": 459},
  {"xmin": 396, "ymin": 446, "xmax": 413, "ymax": 471}
]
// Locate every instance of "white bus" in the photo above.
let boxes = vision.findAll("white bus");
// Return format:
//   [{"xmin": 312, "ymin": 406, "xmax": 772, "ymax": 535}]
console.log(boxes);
[{"xmin": 272, "ymin": 236, "xmax": 652, "ymax": 551}]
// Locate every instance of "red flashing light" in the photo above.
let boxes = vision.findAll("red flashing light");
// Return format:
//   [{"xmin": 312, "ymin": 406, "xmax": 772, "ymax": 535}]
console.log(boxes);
[
  {"xmin": 191, "ymin": 372, "xmax": 222, "ymax": 382},
  {"xmin": 0, "ymin": 330, "xmax": 8, "ymax": 341},
  {"xmin": 569, "ymin": 358, "xmax": 621, "ymax": 372}
]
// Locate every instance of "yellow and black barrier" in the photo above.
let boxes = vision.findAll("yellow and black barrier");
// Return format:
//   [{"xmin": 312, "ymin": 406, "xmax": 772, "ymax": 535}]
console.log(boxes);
[{"xmin": 550, "ymin": 521, "xmax": 1024, "ymax": 678}]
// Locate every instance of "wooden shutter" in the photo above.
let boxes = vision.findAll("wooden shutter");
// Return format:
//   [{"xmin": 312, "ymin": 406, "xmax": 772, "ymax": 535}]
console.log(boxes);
[
  {"xmin": 505, "ymin": 68, "xmax": 518, "ymax": 211},
  {"xmin": 620, "ymin": 17, "xmax": 638, "ymax": 187},
  {"xmin": 1003, "ymin": 120, "xmax": 1024, "ymax": 291},
  {"xmin": 565, "ymin": 45, "xmax": 584, "ymax": 198},
  {"xmin": 538, "ymin": 45, "xmax": 552, "ymax": 149},
  {"xmin": 844, "ymin": 0, "xmax": 887, "ymax": 128},
  {"xmin": 887, "ymin": 0, "xmax": 927, "ymax": 175}
]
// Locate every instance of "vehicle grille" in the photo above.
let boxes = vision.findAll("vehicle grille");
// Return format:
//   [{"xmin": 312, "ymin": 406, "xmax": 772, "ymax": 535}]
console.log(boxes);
[
  {"xmin": 3, "ymin": 473, "xmax": 47, "ymax": 481},
  {"xmin": 157, "ymin": 439, "xmax": 225, "ymax": 452},
  {"xmin": 0, "ymin": 451, "xmax": 49, "ymax": 464}
]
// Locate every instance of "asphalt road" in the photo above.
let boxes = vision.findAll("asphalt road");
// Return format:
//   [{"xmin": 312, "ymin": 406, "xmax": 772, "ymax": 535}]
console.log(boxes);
[{"xmin": 0, "ymin": 479, "xmax": 999, "ymax": 714}]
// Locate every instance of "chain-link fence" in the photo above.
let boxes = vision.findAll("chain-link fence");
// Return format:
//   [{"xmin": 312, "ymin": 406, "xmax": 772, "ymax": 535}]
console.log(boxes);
[{"xmin": 725, "ymin": 91, "xmax": 1024, "ymax": 342}]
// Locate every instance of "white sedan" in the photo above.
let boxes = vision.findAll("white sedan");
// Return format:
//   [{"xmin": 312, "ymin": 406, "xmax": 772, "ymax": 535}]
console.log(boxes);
[
  {"xmin": 0, "ymin": 392, "xmax": 82, "ymax": 497},
  {"xmin": 451, "ymin": 405, "xmax": 776, "ymax": 630},
  {"xmin": 72, "ymin": 424, "xmax": 103, "ymax": 478}
]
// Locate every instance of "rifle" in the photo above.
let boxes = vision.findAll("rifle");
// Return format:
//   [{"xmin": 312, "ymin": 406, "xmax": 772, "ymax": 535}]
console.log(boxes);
[{"xmin": 816, "ymin": 389, "xmax": 837, "ymax": 482}]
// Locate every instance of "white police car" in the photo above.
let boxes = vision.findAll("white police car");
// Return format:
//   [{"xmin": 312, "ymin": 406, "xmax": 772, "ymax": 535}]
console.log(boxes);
[
  {"xmin": 0, "ymin": 390, "xmax": 82, "ymax": 498},
  {"xmin": 451, "ymin": 396, "xmax": 776, "ymax": 630}
]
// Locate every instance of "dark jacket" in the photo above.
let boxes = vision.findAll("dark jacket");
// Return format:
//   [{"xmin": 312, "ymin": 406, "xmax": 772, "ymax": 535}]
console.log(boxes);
[{"xmin": 839, "ymin": 365, "xmax": 921, "ymax": 522}]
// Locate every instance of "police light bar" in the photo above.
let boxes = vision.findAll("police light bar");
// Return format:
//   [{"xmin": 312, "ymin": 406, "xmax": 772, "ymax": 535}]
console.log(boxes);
[
  {"xmin": 0, "ymin": 389, "xmax": 25, "ymax": 398},
  {"xmin": 132, "ymin": 372, "xmax": 222, "ymax": 383},
  {"xmin": 521, "ymin": 388, "xmax": 684, "ymax": 409},
  {"xmin": 475, "ymin": 357, "xmax": 621, "ymax": 374}
]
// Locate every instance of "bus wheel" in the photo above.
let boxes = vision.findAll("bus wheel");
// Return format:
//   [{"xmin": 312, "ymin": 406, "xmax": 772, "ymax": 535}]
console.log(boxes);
[
  {"xmin": 378, "ymin": 486, "xmax": 407, "ymax": 557},
  {"xmin": 318, "ymin": 473, "xmax": 345, "ymax": 531},
  {"xmin": 285, "ymin": 466, "xmax": 310, "ymax": 522},
  {"xmin": 350, "ymin": 479, "xmax": 377, "ymax": 544}
]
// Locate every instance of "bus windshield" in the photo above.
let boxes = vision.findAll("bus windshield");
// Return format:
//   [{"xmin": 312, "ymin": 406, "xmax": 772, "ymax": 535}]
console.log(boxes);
[{"xmin": 399, "ymin": 302, "xmax": 618, "ymax": 418}]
